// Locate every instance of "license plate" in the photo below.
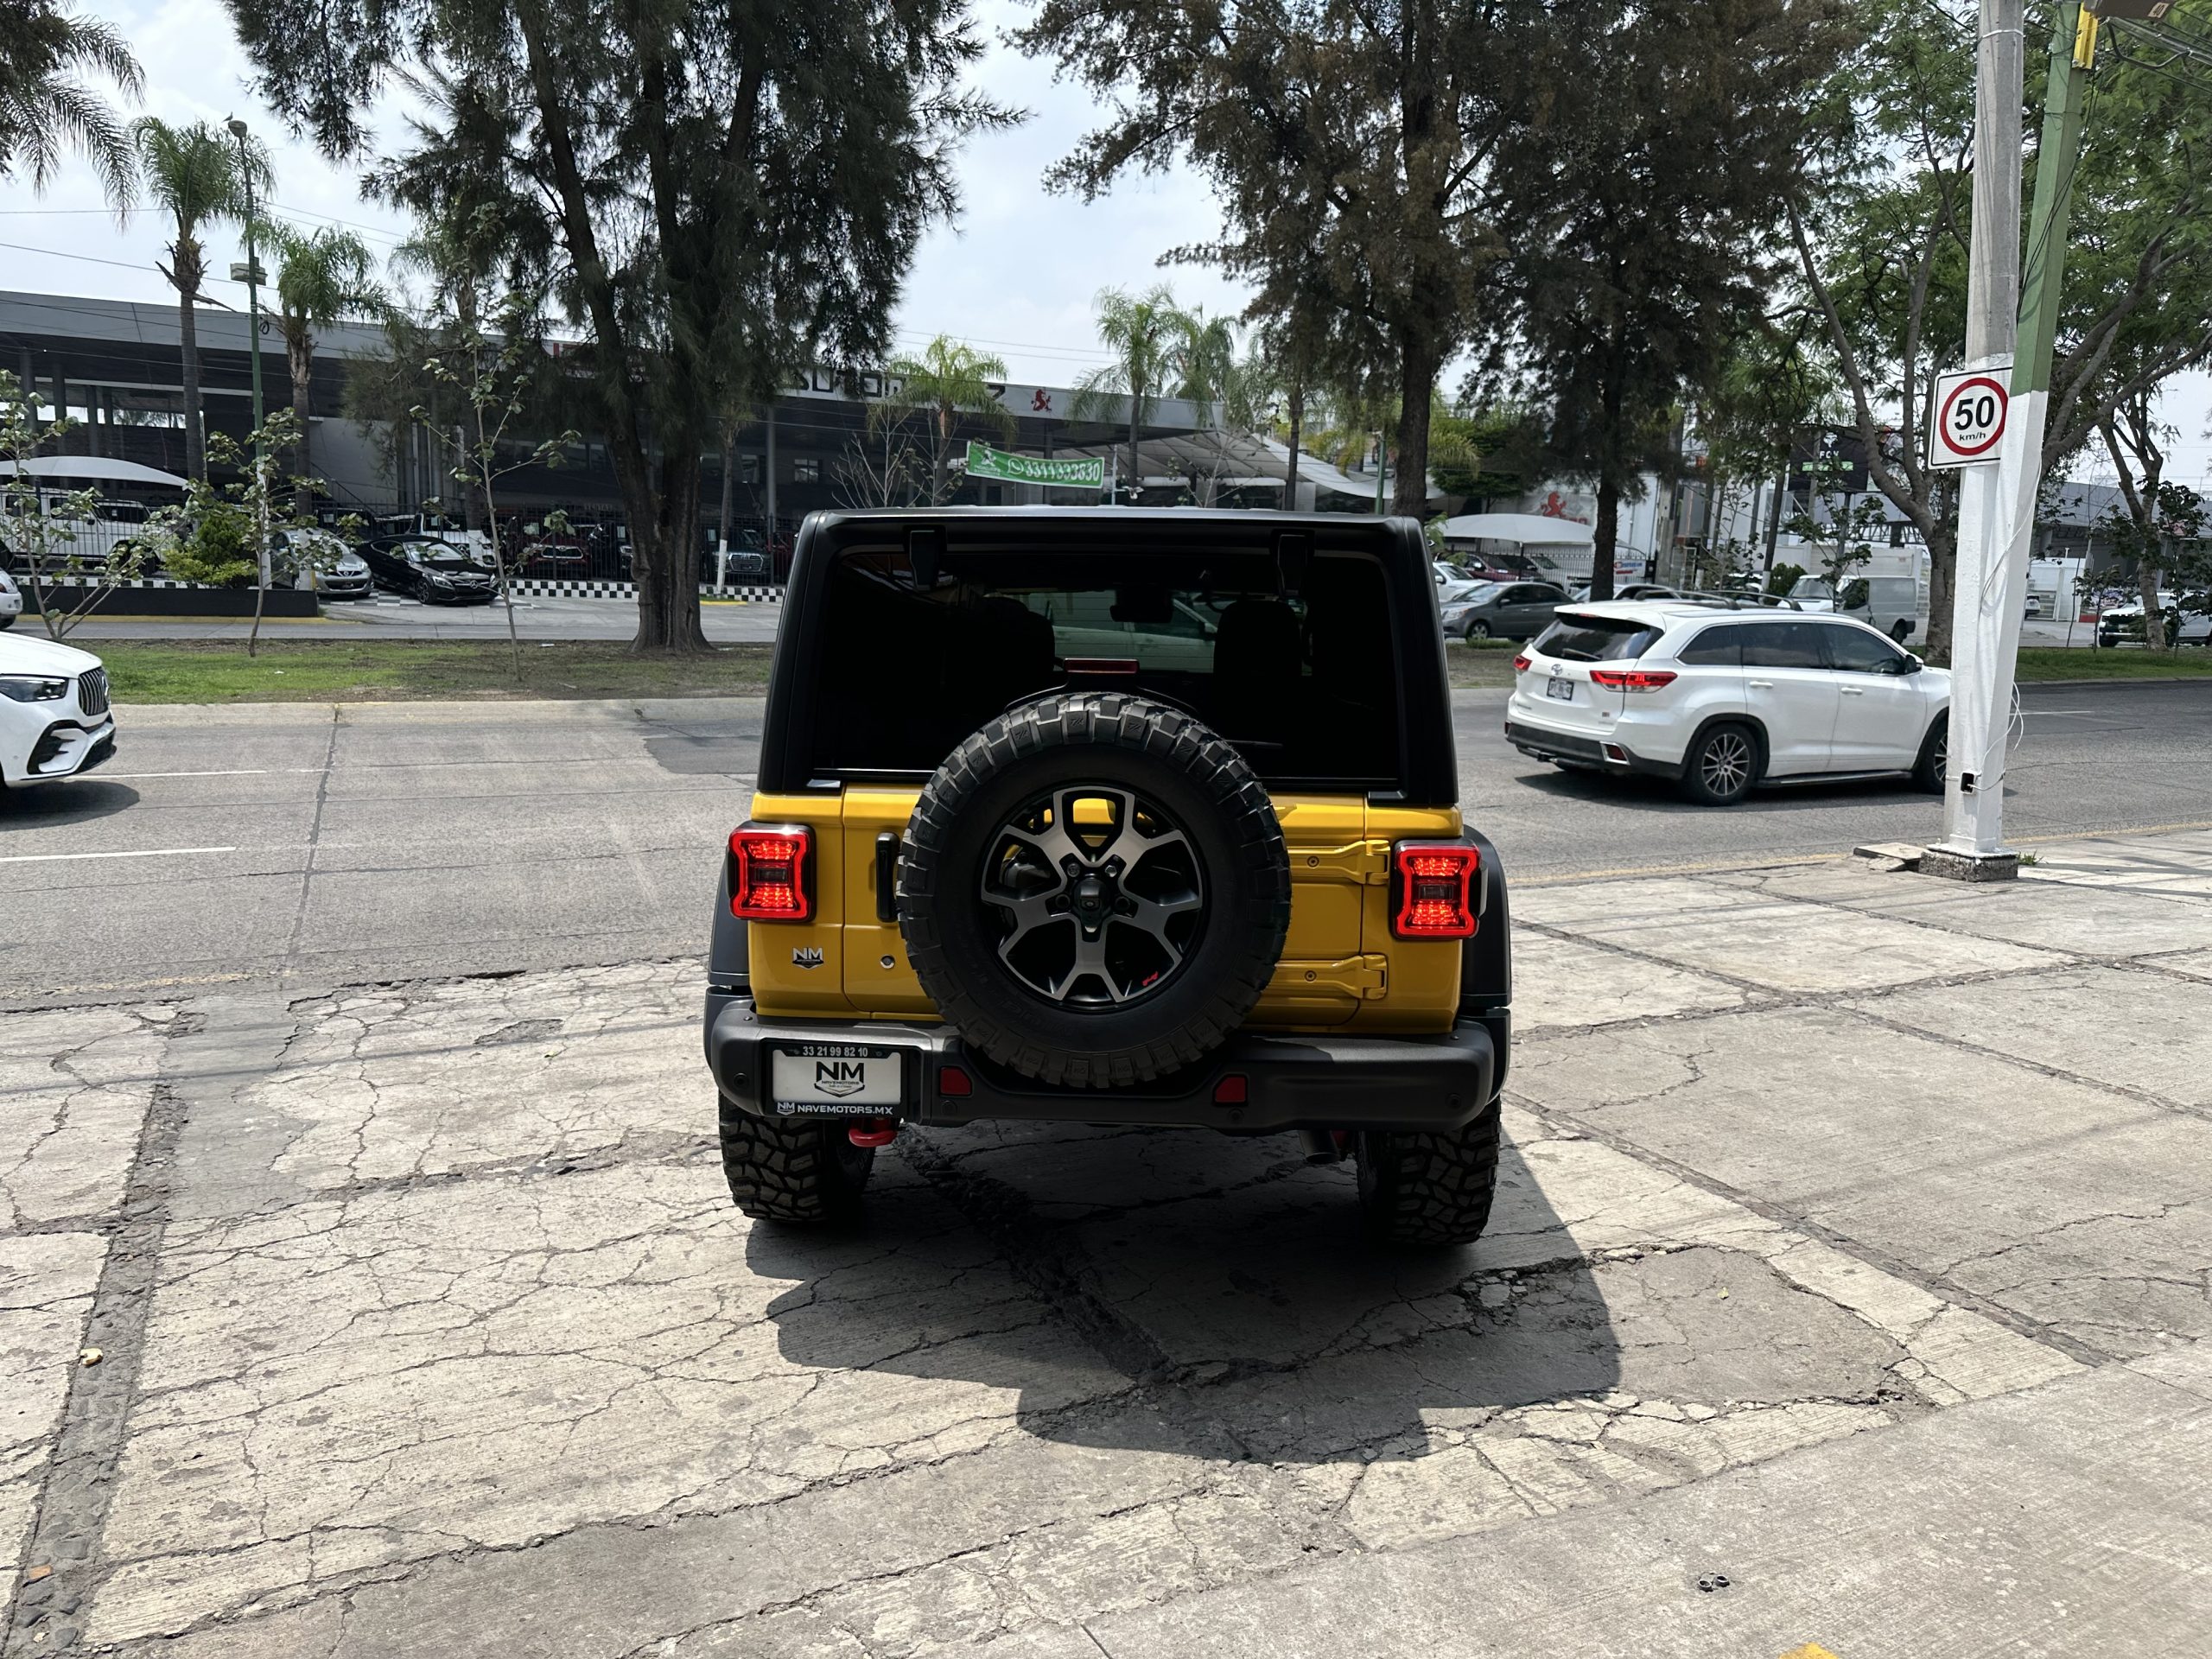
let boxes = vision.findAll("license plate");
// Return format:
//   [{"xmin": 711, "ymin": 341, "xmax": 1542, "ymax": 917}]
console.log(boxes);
[
  {"xmin": 769, "ymin": 1044, "xmax": 906, "ymax": 1115},
  {"xmin": 1546, "ymin": 675, "xmax": 1574, "ymax": 702}
]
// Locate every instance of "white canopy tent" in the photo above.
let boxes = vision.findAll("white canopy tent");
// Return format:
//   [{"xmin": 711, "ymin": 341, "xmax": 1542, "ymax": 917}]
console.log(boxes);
[
  {"xmin": 1437, "ymin": 512, "xmax": 1594, "ymax": 546},
  {"xmin": 1040, "ymin": 429, "xmax": 1440, "ymax": 511},
  {"xmin": 0, "ymin": 456, "xmax": 190, "ymax": 489}
]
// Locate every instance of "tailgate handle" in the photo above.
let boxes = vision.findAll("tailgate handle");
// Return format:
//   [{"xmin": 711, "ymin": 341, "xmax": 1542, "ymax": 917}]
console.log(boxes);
[{"xmin": 875, "ymin": 832, "xmax": 900, "ymax": 923}]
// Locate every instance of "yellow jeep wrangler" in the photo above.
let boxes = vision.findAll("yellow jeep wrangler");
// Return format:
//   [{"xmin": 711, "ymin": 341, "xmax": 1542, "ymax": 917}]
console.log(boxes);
[{"xmin": 703, "ymin": 510, "xmax": 1511, "ymax": 1245}]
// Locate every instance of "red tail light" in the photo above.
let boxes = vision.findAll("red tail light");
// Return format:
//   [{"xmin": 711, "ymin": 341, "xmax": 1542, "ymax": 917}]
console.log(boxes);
[
  {"xmin": 1589, "ymin": 669, "xmax": 1678, "ymax": 692},
  {"xmin": 1391, "ymin": 842, "xmax": 1480, "ymax": 939},
  {"xmin": 1512, "ymin": 652, "xmax": 1531, "ymax": 672},
  {"xmin": 729, "ymin": 824, "xmax": 811, "ymax": 920}
]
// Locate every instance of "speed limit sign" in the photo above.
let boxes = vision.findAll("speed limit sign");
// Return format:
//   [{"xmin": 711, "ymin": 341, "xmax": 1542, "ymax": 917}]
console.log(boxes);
[{"xmin": 1932, "ymin": 366, "xmax": 2010, "ymax": 467}]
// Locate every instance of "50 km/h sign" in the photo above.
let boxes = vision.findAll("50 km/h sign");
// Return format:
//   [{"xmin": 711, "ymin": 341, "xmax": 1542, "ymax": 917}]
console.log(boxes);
[{"xmin": 1932, "ymin": 365, "xmax": 2010, "ymax": 467}]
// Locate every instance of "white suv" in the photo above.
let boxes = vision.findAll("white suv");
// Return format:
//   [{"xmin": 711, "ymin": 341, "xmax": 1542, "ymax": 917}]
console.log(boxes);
[
  {"xmin": 0, "ymin": 632, "xmax": 116, "ymax": 787},
  {"xmin": 1504, "ymin": 601, "xmax": 1951, "ymax": 805}
]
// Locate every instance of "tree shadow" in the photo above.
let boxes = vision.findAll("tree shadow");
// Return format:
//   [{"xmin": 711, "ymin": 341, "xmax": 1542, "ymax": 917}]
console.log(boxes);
[
  {"xmin": 748, "ymin": 1119, "xmax": 1621, "ymax": 1467},
  {"xmin": 0, "ymin": 779, "xmax": 139, "ymax": 825}
]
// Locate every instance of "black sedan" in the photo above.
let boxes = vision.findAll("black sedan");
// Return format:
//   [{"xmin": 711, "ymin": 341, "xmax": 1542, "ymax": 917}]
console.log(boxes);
[{"xmin": 359, "ymin": 537, "xmax": 498, "ymax": 604}]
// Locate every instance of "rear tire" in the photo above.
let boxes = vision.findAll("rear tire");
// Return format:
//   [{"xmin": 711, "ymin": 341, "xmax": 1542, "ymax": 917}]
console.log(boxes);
[
  {"xmin": 720, "ymin": 1099, "xmax": 875, "ymax": 1224},
  {"xmin": 1677, "ymin": 721, "xmax": 1758, "ymax": 806},
  {"xmin": 1912, "ymin": 712, "xmax": 1948, "ymax": 794},
  {"xmin": 1356, "ymin": 1096, "xmax": 1503, "ymax": 1247}
]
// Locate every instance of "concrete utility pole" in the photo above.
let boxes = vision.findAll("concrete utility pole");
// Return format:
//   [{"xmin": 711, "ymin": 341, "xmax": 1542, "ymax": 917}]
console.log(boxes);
[
  {"xmin": 1929, "ymin": 0, "xmax": 2103, "ymax": 877},
  {"xmin": 1928, "ymin": 0, "xmax": 2026, "ymax": 876}
]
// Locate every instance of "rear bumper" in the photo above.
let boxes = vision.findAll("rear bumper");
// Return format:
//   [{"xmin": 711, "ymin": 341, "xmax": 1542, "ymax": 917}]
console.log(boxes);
[
  {"xmin": 1504, "ymin": 718, "xmax": 1679, "ymax": 779},
  {"xmin": 705, "ymin": 995, "xmax": 1503, "ymax": 1133}
]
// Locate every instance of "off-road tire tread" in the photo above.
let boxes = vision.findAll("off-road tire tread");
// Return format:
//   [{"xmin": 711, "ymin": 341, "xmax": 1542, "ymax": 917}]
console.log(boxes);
[
  {"xmin": 899, "ymin": 692, "xmax": 1291, "ymax": 1089},
  {"xmin": 719, "ymin": 1096, "xmax": 874, "ymax": 1223},
  {"xmin": 1357, "ymin": 1096, "xmax": 1503, "ymax": 1247}
]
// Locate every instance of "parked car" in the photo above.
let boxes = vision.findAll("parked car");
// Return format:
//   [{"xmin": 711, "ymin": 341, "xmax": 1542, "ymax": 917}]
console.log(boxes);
[
  {"xmin": 0, "ymin": 568, "xmax": 19, "ymax": 629},
  {"xmin": 0, "ymin": 631, "xmax": 114, "ymax": 786},
  {"xmin": 1789, "ymin": 572, "xmax": 1925, "ymax": 642},
  {"xmin": 372, "ymin": 511, "xmax": 496, "ymax": 566},
  {"xmin": 2024, "ymin": 592, "xmax": 2044, "ymax": 618},
  {"xmin": 1504, "ymin": 601, "xmax": 1951, "ymax": 805},
  {"xmin": 271, "ymin": 529, "xmax": 372, "ymax": 599},
  {"xmin": 703, "ymin": 530, "xmax": 772, "ymax": 583},
  {"xmin": 359, "ymin": 537, "xmax": 498, "ymax": 604},
  {"xmin": 706, "ymin": 509, "xmax": 1511, "ymax": 1244},
  {"xmin": 2098, "ymin": 594, "xmax": 2211, "ymax": 647},
  {"xmin": 1441, "ymin": 580, "xmax": 1572, "ymax": 639}
]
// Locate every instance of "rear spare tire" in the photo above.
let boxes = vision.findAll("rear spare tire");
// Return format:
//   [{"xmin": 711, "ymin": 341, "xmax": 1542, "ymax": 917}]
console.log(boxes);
[{"xmin": 899, "ymin": 692, "xmax": 1292, "ymax": 1088}]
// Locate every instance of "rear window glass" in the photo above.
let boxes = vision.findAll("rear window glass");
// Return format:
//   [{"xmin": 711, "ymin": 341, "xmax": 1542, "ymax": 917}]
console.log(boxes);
[
  {"xmin": 1533, "ymin": 613, "xmax": 1661, "ymax": 662},
  {"xmin": 807, "ymin": 547, "xmax": 1402, "ymax": 789}
]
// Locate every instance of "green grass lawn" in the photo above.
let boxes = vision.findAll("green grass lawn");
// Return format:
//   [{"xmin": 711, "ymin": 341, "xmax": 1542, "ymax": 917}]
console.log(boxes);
[
  {"xmin": 100, "ymin": 639, "xmax": 779, "ymax": 703},
  {"xmin": 88, "ymin": 635, "xmax": 2212, "ymax": 705},
  {"xmin": 2012, "ymin": 646, "xmax": 2212, "ymax": 681}
]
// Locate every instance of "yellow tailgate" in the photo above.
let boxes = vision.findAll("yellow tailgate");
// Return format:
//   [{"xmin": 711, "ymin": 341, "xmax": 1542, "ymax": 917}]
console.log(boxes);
[
  {"xmin": 842, "ymin": 787, "xmax": 935, "ymax": 1019},
  {"xmin": 743, "ymin": 791, "xmax": 851, "ymax": 1015},
  {"xmin": 1351, "ymin": 801, "xmax": 1465, "ymax": 1033}
]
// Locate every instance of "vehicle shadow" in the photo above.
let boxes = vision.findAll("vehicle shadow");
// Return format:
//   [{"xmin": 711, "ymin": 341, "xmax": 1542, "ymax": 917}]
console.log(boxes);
[
  {"xmin": 0, "ymin": 779, "xmax": 139, "ymax": 825},
  {"xmin": 749, "ymin": 1120, "xmax": 1621, "ymax": 1467},
  {"xmin": 1510, "ymin": 760, "xmax": 1936, "ymax": 813}
]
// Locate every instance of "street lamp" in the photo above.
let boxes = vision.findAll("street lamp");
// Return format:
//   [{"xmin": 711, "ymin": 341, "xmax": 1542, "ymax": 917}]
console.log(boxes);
[{"xmin": 225, "ymin": 117, "xmax": 271, "ymax": 604}]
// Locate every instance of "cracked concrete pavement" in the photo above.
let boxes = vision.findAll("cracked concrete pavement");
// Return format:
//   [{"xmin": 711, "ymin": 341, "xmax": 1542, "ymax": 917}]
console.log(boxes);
[{"xmin": 2, "ymin": 827, "xmax": 2209, "ymax": 1655}]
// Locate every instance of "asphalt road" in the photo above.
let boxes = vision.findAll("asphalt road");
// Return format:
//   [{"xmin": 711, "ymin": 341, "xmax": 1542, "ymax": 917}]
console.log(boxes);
[{"xmin": 5, "ymin": 679, "xmax": 2209, "ymax": 1005}]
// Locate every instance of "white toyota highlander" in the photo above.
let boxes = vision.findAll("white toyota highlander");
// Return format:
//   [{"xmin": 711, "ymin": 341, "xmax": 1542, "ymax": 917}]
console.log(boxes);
[
  {"xmin": 0, "ymin": 632, "xmax": 117, "ymax": 787},
  {"xmin": 1505, "ymin": 599, "xmax": 1951, "ymax": 805}
]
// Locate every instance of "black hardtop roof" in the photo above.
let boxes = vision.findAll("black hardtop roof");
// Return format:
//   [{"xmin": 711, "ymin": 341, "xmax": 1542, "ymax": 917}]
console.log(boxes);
[{"xmin": 760, "ymin": 508, "xmax": 1459, "ymax": 804}]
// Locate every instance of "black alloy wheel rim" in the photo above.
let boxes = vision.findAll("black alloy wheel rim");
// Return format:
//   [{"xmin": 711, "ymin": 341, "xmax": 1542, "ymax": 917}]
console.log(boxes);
[
  {"xmin": 979, "ymin": 785, "xmax": 1205, "ymax": 1008},
  {"xmin": 1701, "ymin": 730, "xmax": 1752, "ymax": 796}
]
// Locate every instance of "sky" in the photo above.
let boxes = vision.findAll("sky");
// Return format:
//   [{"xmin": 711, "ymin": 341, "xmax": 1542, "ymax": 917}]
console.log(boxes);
[
  {"xmin": 0, "ymin": 0, "xmax": 1249, "ymax": 391},
  {"xmin": 2, "ymin": 0, "xmax": 2204, "ymax": 491}
]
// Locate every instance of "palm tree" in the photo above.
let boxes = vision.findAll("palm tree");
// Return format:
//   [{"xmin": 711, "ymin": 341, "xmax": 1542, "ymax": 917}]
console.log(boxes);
[
  {"xmin": 1071, "ymin": 285, "xmax": 1189, "ymax": 504},
  {"xmin": 1169, "ymin": 316, "xmax": 1279, "ymax": 505},
  {"xmin": 871, "ymin": 335, "xmax": 1015, "ymax": 505},
  {"xmin": 0, "ymin": 2, "xmax": 140, "ymax": 204},
  {"xmin": 133, "ymin": 119, "xmax": 265, "ymax": 480},
  {"xmin": 265, "ymin": 223, "xmax": 381, "ymax": 512}
]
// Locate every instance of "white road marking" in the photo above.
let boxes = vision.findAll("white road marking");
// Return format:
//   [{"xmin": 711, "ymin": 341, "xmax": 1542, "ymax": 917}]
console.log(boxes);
[{"xmin": 0, "ymin": 845, "xmax": 237, "ymax": 865}]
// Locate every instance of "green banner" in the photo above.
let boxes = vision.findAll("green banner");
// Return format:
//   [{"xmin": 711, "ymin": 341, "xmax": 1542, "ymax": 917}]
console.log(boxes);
[{"xmin": 964, "ymin": 442, "xmax": 1105, "ymax": 491}]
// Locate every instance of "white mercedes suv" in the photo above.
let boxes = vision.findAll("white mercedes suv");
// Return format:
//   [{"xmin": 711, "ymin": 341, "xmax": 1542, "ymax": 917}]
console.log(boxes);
[
  {"xmin": 0, "ymin": 632, "xmax": 117, "ymax": 787},
  {"xmin": 1505, "ymin": 600, "xmax": 1951, "ymax": 804}
]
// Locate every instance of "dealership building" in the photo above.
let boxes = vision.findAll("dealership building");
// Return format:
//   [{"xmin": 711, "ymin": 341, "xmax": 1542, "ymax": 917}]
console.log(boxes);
[{"xmin": 1, "ymin": 289, "xmax": 1394, "ymax": 537}]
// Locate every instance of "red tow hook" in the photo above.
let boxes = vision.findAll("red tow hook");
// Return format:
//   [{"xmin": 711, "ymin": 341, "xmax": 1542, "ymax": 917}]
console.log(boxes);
[{"xmin": 848, "ymin": 1117, "xmax": 899, "ymax": 1149}]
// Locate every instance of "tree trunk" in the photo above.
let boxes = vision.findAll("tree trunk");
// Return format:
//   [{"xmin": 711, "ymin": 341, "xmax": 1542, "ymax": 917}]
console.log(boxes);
[
  {"xmin": 1591, "ymin": 474, "xmax": 1621, "ymax": 602},
  {"xmin": 1284, "ymin": 381, "xmax": 1304, "ymax": 509},
  {"xmin": 1925, "ymin": 524, "xmax": 1955, "ymax": 666},
  {"xmin": 2139, "ymin": 563, "xmax": 2167, "ymax": 652},
  {"xmin": 287, "ymin": 334, "xmax": 315, "ymax": 517},
  {"xmin": 718, "ymin": 423, "xmax": 737, "ymax": 543},
  {"xmin": 1126, "ymin": 394, "xmax": 1140, "ymax": 506},
  {"xmin": 1391, "ymin": 334, "xmax": 1436, "ymax": 520},
  {"xmin": 625, "ymin": 441, "xmax": 709, "ymax": 653},
  {"xmin": 177, "ymin": 279, "xmax": 206, "ymax": 481}
]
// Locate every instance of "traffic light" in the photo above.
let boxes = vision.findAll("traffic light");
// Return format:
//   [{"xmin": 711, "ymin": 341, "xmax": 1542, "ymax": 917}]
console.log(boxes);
[{"xmin": 2082, "ymin": 0, "xmax": 2171, "ymax": 19}]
